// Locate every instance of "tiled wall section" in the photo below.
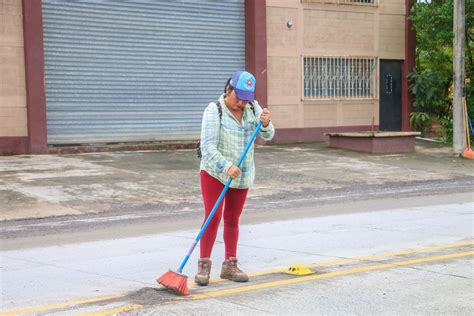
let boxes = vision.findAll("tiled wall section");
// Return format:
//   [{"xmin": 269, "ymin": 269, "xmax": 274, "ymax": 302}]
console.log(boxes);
[
  {"xmin": 0, "ymin": 0, "xmax": 27, "ymax": 137},
  {"xmin": 379, "ymin": 13, "xmax": 405, "ymax": 59},
  {"xmin": 267, "ymin": 56, "xmax": 300, "ymax": 101},
  {"xmin": 267, "ymin": 6, "xmax": 298, "ymax": 52},
  {"xmin": 266, "ymin": 2, "xmax": 301, "ymax": 129},
  {"xmin": 304, "ymin": 100, "xmax": 378, "ymax": 127},
  {"xmin": 303, "ymin": 9, "xmax": 376, "ymax": 56},
  {"xmin": 379, "ymin": 0, "xmax": 404, "ymax": 14},
  {"xmin": 266, "ymin": 0, "xmax": 405, "ymax": 130}
]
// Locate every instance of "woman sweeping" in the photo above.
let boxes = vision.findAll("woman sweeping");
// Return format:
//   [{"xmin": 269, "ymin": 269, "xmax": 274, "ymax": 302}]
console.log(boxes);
[{"xmin": 196, "ymin": 70, "xmax": 275, "ymax": 286}]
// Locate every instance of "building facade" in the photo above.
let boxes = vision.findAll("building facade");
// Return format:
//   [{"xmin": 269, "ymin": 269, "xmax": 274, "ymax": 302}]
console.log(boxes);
[{"xmin": 0, "ymin": 0, "xmax": 415, "ymax": 154}]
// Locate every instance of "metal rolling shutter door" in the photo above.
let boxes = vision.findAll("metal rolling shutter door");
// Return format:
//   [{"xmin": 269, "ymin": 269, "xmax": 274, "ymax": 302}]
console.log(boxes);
[{"xmin": 42, "ymin": 1, "xmax": 245, "ymax": 145}]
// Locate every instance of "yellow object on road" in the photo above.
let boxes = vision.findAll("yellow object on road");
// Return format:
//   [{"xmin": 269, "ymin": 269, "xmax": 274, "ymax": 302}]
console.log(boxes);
[{"xmin": 285, "ymin": 264, "xmax": 314, "ymax": 276}]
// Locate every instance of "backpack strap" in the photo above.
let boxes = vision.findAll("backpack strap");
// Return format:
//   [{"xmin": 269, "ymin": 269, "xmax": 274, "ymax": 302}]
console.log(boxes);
[
  {"xmin": 197, "ymin": 100, "xmax": 222, "ymax": 160},
  {"xmin": 216, "ymin": 100, "xmax": 254, "ymax": 120},
  {"xmin": 215, "ymin": 100, "xmax": 223, "ymax": 120},
  {"xmin": 249, "ymin": 101, "xmax": 256, "ymax": 118}
]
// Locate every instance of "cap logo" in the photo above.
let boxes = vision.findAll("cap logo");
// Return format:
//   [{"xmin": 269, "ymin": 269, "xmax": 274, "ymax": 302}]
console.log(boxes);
[{"xmin": 245, "ymin": 79, "xmax": 253, "ymax": 90}]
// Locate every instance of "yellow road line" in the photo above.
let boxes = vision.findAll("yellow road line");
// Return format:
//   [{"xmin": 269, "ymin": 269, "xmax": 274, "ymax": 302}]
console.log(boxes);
[
  {"xmin": 187, "ymin": 251, "xmax": 474, "ymax": 299},
  {"xmin": 0, "ymin": 294, "xmax": 123, "ymax": 316},
  {"xmin": 77, "ymin": 304, "xmax": 143, "ymax": 316},
  {"xmin": 196, "ymin": 240, "xmax": 474, "ymax": 285},
  {"xmin": 309, "ymin": 240, "xmax": 474, "ymax": 268},
  {"xmin": 3, "ymin": 241, "xmax": 472, "ymax": 315}
]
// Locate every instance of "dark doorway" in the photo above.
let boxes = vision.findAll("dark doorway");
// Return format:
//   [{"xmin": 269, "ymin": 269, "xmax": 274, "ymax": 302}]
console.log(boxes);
[{"xmin": 379, "ymin": 60, "xmax": 402, "ymax": 131}]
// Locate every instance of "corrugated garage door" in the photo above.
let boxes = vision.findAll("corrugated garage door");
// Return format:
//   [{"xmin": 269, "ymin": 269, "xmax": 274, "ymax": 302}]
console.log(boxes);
[{"xmin": 41, "ymin": 1, "xmax": 245, "ymax": 145}]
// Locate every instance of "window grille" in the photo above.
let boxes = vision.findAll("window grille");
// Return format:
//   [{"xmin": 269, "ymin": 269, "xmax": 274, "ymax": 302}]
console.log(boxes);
[
  {"xmin": 342, "ymin": 0, "xmax": 376, "ymax": 5},
  {"xmin": 301, "ymin": 0, "xmax": 377, "ymax": 6},
  {"xmin": 303, "ymin": 56, "xmax": 377, "ymax": 100}
]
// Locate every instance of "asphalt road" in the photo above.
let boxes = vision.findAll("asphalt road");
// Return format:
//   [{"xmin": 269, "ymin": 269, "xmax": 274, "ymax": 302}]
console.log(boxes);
[{"xmin": 1, "ymin": 191, "xmax": 472, "ymax": 315}]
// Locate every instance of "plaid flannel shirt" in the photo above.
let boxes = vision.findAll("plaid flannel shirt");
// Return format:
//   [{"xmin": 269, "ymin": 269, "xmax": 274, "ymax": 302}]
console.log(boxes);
[{"xmin": 199, "ymin": 94, "xmax": 275, "ymax": 189}]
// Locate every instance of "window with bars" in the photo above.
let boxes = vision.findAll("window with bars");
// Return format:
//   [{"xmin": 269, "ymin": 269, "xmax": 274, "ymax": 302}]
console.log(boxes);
[
  {"xmin": 301, "ymin": 0, "xmax": 378, "ymax": 6},
  {"xmin": 301, "ymin": 0, "xmax": 377, "ymax": 5},
  {"xmin": 303, "ymin": 56, "xmax": 377, "ymax": 99},
  {"xmin": 343, "ymin": 0, "xmax": 376, "ymax": 4}
]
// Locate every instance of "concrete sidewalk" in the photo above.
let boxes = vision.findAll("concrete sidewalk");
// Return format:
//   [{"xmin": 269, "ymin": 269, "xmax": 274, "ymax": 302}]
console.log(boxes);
[{"xmin": 0, "ymin": 140, "xmax": 473, "ymax": 222}]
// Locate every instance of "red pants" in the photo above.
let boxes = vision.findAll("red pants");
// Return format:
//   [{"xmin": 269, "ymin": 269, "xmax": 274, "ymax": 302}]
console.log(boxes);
[{"xmin": 199, "ymin": 170, "xmax": 248, "ymax": 259}]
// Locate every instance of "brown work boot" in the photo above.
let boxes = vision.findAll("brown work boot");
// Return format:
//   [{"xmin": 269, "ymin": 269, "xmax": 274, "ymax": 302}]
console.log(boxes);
[
  {"xmin": 220, "ymin": 257, "xmax": 249, "ymax": 282},
  {"xmin": 194, "ymin": 258, "xmax": 212, "ymax": 286}
]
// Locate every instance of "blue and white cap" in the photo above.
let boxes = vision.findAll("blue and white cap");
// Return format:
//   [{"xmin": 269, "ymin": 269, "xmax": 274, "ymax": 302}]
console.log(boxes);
[{"xmin": 229, "ymin": 70, "xmax": 256, "ymax": 102}]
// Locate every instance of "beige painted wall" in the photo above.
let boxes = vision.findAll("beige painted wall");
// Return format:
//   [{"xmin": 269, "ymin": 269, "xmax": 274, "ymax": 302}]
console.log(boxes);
[
  {"xmin": 266, "ymin": 0, "xmax": 405, "ymax": 129},
  {"xmin": 0, "ymin": 0, "xmax": 27, "ymax": 137}
]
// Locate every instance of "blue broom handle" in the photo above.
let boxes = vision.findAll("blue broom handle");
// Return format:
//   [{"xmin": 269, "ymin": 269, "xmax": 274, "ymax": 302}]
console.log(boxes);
[
  {"xmin": 178, "ymin": 121, "xmax": 263, "ymax": 272},
  {"xmin": 468, "ymin": 114, "xmax": 473, "ymax": 134}
]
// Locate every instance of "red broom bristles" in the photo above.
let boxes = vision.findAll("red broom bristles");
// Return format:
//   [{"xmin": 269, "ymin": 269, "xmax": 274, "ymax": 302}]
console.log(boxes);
[{"xmin": 157, "ymin": 270, "xmax": 189, "ymax": 295}]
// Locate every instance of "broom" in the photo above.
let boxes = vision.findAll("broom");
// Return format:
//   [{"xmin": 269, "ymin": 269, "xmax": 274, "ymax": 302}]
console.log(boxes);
[
  {"xmin": 157, "ymin": 121, "xmax": 264, "ymax": 295},
  {"xmin": 461, "ymin": 96, "xmax": 474, "ymax": 159}
]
